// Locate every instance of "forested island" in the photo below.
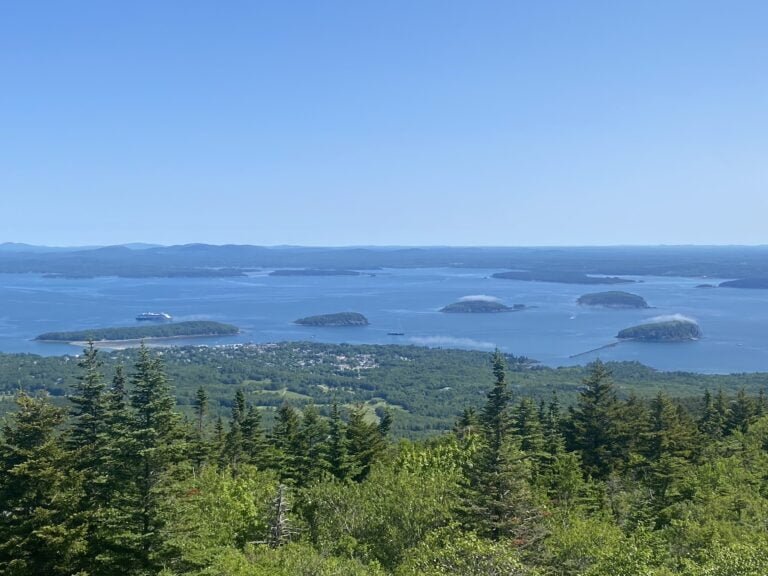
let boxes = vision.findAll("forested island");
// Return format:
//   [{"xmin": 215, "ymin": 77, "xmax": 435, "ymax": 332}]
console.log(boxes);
[
  {"xmin": 2, "ymin": 346, "xmax": 768, "ymax": 575},
  {"xmin": 719, "ymin": 278, "xmax": 768, "ymax": 289},
  {"xmin": 35, "ymin": 320, "xmax": 240, "ymax": 342},
  {"xmin": 492, "ymin": 270, "xmax": 635, "ymax": 284},
  {"xmin": 440, "ymin": 299, "xmax": 522, "ymax": 313},
  {"xmin": 617, "ymin": 319, "xmax": 702, "ymax": 342},
  {"xmin": 577, "ymin": 291, "xmax": 649, "ymax": 308},
  {"xmin": 295, "ymin": 312, "xmax": 369, "ymax": 327},
  {"xmin": 270, "ymin": 269, "xmax": 362, "ymax": 277}
]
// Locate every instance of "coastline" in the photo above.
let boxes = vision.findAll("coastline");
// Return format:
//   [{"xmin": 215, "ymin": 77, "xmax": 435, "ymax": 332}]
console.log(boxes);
[{"xmin": 36, "ymin": 331, "xmax": 241, "ymax": 350}]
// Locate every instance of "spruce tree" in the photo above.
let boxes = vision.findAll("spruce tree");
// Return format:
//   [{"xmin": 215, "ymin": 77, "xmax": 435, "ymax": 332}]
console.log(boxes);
[
  {"xmin": 125, "ymin": 344, "xmax": 184, "ymax": 572},
  {"xmin": 0, "ymin": 393, "xmax": 81, "ymax": 576},
  {"xmin": 327, "ymin": 401, "xmax": 350, "ymax": 481},
  {"xmin": 567, "ymin": 360, "xmax": 626, "ymax": 479},
  {"xmin": 463, "ymin": 351, "xmax": 541, "ymax": 544}
]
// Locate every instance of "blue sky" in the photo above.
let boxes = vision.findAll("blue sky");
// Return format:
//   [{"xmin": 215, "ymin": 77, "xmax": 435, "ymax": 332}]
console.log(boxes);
[{"xmin": 1, "ymin": 1, "xmax": 767, "ymax": 246}]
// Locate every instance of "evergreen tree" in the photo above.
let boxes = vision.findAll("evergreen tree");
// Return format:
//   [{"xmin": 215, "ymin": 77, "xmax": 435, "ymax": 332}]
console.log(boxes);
[
  {"xmin": 567, "ymin": 360, "xmax": 627, "ymax": 479},
  {"xmin": 726, "ymin": 388, "xmax": 756, "ymax": 434},
  {"xmin": 0, "ymin": 393, "xmax": 81, "ymax": 576},
  {"xmin": 699, "ymin": 388, "xmax": 726, "ymax": 439},
  {"xmin": 125, "ymin": 344, "xmax": 185, "ymax": 572},
  {"xmin": 346, "ymin": 403, "xmax": 387, "ymax": 482},
  {"xmin": 462, "ymin": 351, "xmax": 541, "ymax": 544},
  {"xmin": 272, "ymin": 403, "xmax": 302, "ymax": 482},
  {"xmin": 297, "ymin": 404, "xmax": 330, "ymax": 485},
  {"xmin": 223, "ymin": 389, "xmax": 246, "ymax": 472},
  {"xmin": 327, "ymin": 401, "xmax": 350, "ymax": 481},
  {"xmin": 241, "ymin": 405, "xmax": 269, "ymax": 468}
]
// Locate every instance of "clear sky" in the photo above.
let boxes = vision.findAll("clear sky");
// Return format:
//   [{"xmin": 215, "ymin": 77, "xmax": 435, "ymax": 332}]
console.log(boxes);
[{"xmin": 1, "ymin": 1, "xmax": 767, "ymax": 246}]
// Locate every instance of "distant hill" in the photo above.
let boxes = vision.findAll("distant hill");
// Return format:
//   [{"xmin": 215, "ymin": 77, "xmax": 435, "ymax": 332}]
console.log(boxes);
[{"xmin": 4, "ymin": 244, "xmax": 768, "ymax": 279}]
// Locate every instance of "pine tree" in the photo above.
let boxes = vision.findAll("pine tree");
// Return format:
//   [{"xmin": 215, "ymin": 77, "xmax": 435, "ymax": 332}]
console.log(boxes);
[
  {"xmin": 726, "ymin": 388, "xmax": 756, "ymax": 434},
  {"xmin": 462, "ymin": 351, "xmax": 541, "ymax": 544},
  {"xmin": 223, "ymin": 389, "xmax": 246, "ymax": 472},
  {"xmin": 190, "ymin": 386, "xmax": 210, "ymax": 473},
  {"xmin": 346, "ymin": 403, "xmax": 387, "ymax": 482},
  {"xmin": 327, "ymin": 402, "xmax": 350, "ymax": 481},
  {"xmin": 297, "ymin": 404, "xmax": 330, "ymax": 485},
  {"xmin": 241, "ymin": 405, "xmax": 269, "ymax": 468},
  {"xmin": 272, "ymin": 403, "xmax": 302, "ymax": 482},
  {"xmin": 0, "ymin": 393, "xmax": 81, "ymax": 576},
  {"xmin": 699, "ymin": 389, "xmax": 725, "ymax": 439},
  {"xmin": 567, "ymin": 360, "xmax": 627, "ymax": 479},
  {"xmin": 125, "ymin": 344, "xmax": 185, "ymax": 572}
]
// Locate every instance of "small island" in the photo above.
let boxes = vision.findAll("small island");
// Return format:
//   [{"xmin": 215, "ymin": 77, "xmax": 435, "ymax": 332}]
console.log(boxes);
[
  {"xmin": 294, "ymin": 312, "xmax": 369, "ymax": 327},
  {"xmin": 719, "ymin": 278, "xmax": 768, "ymax": 289},
  {"xmin": 35, "ymin": 321, "xmax": 240, "ymax": 343},
  {"xmin": 270, "ymin": 269, "xmax": 361, "ymax": 277},
  {"xmin": 577, "ymin": 291, "xmax": 649, "ymax": 309},
  {"xmin": 616, "ymin": 320, "xmax": 701, "ymax": 342},
  {"xmin": 696, "ymin": 284, "xmax": 717, "ymax": 289},
  {"xmin": 440, "ymin": 299, "xmax": 527, "ymax": 313},
  {"xmin": 492, "ymin": 270, "xmax": 634, "ymax": 285}
]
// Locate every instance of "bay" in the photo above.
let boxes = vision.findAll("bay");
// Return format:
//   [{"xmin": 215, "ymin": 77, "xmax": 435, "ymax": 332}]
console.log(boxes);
[{"xmin": 0, "ymin": 269, "xmax": 766, "ymax": 374}]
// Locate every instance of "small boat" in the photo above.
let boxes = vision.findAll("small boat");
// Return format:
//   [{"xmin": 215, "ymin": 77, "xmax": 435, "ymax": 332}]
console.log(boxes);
[
  {"xmin": 387, "ymin": 332, "xmax": 405, "ymax": 336},
  {"xmin": 136, "ymin": 312, "xmax": 173, "ymax": 321}
]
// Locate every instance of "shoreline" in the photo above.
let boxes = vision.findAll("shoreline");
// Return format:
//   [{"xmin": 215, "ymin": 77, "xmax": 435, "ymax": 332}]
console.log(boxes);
[{"xmin": 36, "ymin": 331, "xmax": 240, "ymax": 349}]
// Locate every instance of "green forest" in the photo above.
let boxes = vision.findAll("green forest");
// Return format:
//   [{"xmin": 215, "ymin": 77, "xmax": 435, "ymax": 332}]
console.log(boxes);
[{"xmin": 2, "ymin": 344, "xmax": 768, "ymax": 575}]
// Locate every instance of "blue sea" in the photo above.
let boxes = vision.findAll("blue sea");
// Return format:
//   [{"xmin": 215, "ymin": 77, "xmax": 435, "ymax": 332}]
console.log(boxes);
[{"xmin": 0, "ymin": 269, "xmax": 766, "ymax": 374}]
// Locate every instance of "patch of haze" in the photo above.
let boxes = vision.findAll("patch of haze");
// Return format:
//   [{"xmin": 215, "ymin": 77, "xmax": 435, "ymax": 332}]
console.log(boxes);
[
  {"xmin": 409, "ymin": 335, "xmax": 497, "ymax": 350},
  {"xmin": 647, "ymin": 313, "xmax": 699, "ymax": 324},
  {"xmin": 458, "ymin": 294, "xmax": 502, "ymax": 303}
]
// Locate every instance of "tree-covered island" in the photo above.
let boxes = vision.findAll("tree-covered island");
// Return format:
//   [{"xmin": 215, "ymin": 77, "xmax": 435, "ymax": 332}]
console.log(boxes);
[
  {"xmin": 295, "ymin": 312, "xmax": 369, "ymax": 326},
  {"xmin": 440, "ymin": 299, "xmax": 527, "ymax": 313},
  {"xmin": 617, "ymin": 319, "xmax": 702, "ymax": 342},
  {"xmin": 577, "ymin": 291, "xmax": 649, "ymax": 308},
  {"xmin": 35, "ymin": 320, "xmax": 240, "ymax": 342},
  {"xmin": 492, "ymin": 270, "xmax": 635, "ymax": 284}
]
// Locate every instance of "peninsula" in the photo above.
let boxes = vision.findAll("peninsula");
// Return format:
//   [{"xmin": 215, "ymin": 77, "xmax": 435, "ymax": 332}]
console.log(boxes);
[
  {"xmin": 492, "ymin": 270, "xmax": 634, "ymax": 285},
  {"xmin": 577, "ymin": 291, "xmax": 649, "ymax": 309},
  {"xmin": 617, "ymin": 319, "xmax": 701, "ymax": 342},
  {"xmin": 35, "ymin": 321, "xmax": 240, "ymax": 343},
  {"xmin": 719, "ymin": 278, "xmax": 768, "ymax": 289},
  {"xmin": 294, "ymin": 312, "xmax": 369, "ymax": 327},
  {"xmin": 270, "ymin": 269, "xmax": 362, "ymax": 277}
]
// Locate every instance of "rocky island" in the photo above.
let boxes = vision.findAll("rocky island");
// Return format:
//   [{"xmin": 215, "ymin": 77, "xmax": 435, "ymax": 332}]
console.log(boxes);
[
  {"xmin": 440, "ymin": 299, "xmax": 527, "ymax": 313},
  {"xmin": 294, "ymin": 312, "xmax": 369, "ymax": 327},
  {"xmin": 617, "ymin": 319, "xmax": 701, "ymax": 342},
  {"xmin": 35, "ymin": 321, "xmax": 240, "ymax": 343},
  {"xmin": 492, "ymin": 270, "xmax": 634, "ymax": 285},
  {"xmin": 577, "ymin": 291, "xmax": 649, "ymax": 309}
]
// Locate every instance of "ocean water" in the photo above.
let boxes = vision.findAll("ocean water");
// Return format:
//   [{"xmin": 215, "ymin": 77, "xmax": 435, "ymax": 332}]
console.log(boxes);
[{"xmin": 0, "ymin": 269, "xmax": 766, "ymax": 374}]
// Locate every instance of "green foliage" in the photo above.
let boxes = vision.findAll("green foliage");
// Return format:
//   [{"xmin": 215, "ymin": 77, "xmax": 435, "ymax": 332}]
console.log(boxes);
[
  {"xmin": 1, "ymin": 347, "xmax": 768, "ymax": 575},
  {"xmin": 36, "ymin": 320, "xmax": 239, "ymax": 342}
]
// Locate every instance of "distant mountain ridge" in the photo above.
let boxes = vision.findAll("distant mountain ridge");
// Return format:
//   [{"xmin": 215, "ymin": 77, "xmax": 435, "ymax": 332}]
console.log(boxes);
[{"xmin": 3, "ymin": 243, "xmax": 768, "ymax": 279}]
